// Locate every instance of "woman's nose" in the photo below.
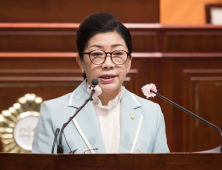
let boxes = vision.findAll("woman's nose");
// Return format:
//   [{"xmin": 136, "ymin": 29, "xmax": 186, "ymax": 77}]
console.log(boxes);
[{"xmin": 102, "ymin": 54, "xmax": 115, "ymax": 69}]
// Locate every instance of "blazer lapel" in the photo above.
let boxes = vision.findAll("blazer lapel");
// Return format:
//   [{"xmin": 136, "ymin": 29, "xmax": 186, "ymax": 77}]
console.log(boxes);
[
  {"xmin": 68, "ymin": 81, "xmax": 106, "ymax": 153},
  {"xmin": 119, "ymin": 90, "xmax": 143, "ymax": 153},
  {"xmin": 68, "ymin": 81, "xmax": 143, "ymax": 153}
]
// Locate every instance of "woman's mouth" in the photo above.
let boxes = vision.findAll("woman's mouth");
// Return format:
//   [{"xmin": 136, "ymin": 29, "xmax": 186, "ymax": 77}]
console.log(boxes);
[{"xmin": 99, "ymin": 74, "xmax": 116, "ymax": 82}]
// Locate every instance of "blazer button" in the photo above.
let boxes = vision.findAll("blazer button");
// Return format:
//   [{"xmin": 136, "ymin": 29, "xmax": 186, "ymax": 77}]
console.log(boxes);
[{"xmin": 136, "ymin": 147, "xmax": 142, "ymax": 153}]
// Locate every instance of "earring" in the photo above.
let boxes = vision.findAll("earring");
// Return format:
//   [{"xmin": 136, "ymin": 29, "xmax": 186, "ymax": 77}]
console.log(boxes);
[
  {"xmin": 82, "ymin": 69, "xmax": 84, "ymax": 73},
  {"xmin": 126, "ymin": 70, "xmax": 129, "ymax": 74}
]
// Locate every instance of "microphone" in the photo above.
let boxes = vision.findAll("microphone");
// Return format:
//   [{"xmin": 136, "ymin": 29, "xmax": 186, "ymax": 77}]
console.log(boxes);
[
  {"xmin": 51, "ymin": 128, "xmax": 60, "ymax": 153},
  {"xmin": 57, "ymin": 78, "xmax": 99, "ymax": 153},
  {"xmin": 142, "ymin": 84, "xmax": 222, "ymax": 152},
  {"xmin": 91, "ymin": 79, "xmax": 99, "ymax": 88},
  {"xmin": 87, "ymin": 79, "xmax": 102, "ymax": 100}
]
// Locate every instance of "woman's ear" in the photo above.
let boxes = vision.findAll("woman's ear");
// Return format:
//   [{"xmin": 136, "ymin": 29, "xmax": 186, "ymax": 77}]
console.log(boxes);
[
  {"xmin": 76, "ymin": 55, "xmax": 84, "ymax": 71},
  {"xmin": 127, "ymin": 56, "xmax": 132, "ymax": 73}
]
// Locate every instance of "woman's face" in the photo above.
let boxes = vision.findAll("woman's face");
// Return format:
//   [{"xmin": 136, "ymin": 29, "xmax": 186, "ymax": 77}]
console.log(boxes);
[{"xmin": 77, "ymin": 31, "xmax": 132, "ymax": 95}]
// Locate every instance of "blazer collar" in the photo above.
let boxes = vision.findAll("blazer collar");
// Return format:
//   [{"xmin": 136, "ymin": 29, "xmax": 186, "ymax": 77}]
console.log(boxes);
[
  {"xmin": 68, "ymin": 80, "xmax": 142, "ymax": 109},
  {"xmin": 68, "ymin": 80, "xmax": 89, "ymax": 108},
  {"xmin": 68, "ymin": 80, "xmax": 143, "ymax": 153},
  {"xmin": 68, "ymin": 80, "xmax": 106, "ymax": 153}
]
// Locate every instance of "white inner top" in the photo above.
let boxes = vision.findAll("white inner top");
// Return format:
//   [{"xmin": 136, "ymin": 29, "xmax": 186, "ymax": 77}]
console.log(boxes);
[{"xmin": 91, "ymin": 86, "xmax": 125, "ymax": 153}]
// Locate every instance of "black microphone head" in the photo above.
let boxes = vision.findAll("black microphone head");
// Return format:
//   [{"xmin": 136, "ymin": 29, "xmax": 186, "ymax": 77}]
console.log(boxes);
[{"xmin": 91, "ymin": 78, "xmax": 98, "ymax": 86}]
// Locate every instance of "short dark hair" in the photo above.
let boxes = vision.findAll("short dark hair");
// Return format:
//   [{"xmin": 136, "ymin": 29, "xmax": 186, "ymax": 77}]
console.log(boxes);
[
  {"xmin": 77, "ymin": 12, "xmax": 132, "ymax": 58},
  {"xmin": 76, "ymin": 12, "xmax": 132, "ymax": 80}
]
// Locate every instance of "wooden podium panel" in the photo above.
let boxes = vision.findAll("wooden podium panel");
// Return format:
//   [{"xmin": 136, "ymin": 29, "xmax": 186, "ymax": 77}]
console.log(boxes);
[
  {"xmin": 0, "ymin": 153, "xmax": 222, "ymax": 170},
  {"xmin": 0, "ymin": 153, "xmax": 55, "ymax": 170}
]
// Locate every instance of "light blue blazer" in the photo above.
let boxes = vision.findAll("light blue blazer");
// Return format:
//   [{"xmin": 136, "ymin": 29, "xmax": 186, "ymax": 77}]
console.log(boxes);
[{"xmin": 32, "ymin": 80, "xmax": 169, "ymax": 153}]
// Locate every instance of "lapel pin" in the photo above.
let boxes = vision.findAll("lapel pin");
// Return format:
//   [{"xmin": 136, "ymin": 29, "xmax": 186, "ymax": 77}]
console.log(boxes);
[{"xmin": 130, "ymin": 114, "xmax": 135, "ymax": 120}]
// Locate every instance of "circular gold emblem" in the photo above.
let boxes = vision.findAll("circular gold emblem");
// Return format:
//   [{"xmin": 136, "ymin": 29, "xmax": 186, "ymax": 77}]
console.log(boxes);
[{"xmin": 0, "ymin": 94, "xmax": 42, "ymax": 153}]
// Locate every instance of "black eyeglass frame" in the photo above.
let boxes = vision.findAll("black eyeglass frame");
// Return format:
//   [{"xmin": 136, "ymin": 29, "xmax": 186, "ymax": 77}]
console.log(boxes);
[{"xmin": 80, "ymin": 49, "xmax": 131, "ymax": 65}]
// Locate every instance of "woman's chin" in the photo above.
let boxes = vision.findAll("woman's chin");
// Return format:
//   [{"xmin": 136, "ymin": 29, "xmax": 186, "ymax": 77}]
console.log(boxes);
[{"xmin": 100, "ymin": 85, "xmax": 121, "ymax": 94}]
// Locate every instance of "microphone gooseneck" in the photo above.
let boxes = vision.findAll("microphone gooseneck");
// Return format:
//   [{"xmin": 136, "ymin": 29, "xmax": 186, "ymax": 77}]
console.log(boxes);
[
  {"xmin": 51, "ymin": 128, "xmax": 60, "ymax": 154},
  {"xmin": 57, "ymin": 79, "xmax": 98, "ymax": 153},
  {"xmin": 151, "ymin": 89, "xmax": 222, "ymax": 152},
  {"xmin": 83, "ymin": 148, "xmax": 98, "ymax": 154}
]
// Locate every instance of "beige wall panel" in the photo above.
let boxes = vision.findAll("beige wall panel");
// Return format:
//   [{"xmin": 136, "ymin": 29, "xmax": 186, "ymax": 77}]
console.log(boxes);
[{"xmin": 161, "ymin": 0, "xmax": 222, "ymax": 24}]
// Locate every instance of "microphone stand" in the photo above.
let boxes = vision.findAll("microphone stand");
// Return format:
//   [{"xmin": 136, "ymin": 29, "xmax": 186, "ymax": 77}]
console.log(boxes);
[
  {"xmin": 51, "ymin": 128, "xmax": 60, "ymax": 153},
  {"xmin": 151, "ymin": 89, "xmax": 222, "ymax": 152},
  {"xmin": 57, "ymin": 89, "xmax": 95, "ymax": 153}
]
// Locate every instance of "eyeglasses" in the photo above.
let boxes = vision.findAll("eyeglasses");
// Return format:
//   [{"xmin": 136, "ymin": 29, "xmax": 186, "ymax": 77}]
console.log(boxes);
[{"xmin": 80, "ymin": 50, "xmax": 130, "ymax": 65}]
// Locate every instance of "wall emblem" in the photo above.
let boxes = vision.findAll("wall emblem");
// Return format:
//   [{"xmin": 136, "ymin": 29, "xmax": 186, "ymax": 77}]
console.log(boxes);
[{"xmin": 0, "ymin": 94, "xmax": 42, "ymax": 153}]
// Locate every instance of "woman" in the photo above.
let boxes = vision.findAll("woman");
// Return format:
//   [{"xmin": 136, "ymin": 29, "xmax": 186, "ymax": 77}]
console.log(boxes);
[{"xmin": 32, "ymin": 13, "xmax": 169, "ymax": 153}]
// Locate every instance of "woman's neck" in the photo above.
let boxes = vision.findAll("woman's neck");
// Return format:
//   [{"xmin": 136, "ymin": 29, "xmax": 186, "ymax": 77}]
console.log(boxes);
[{"xmin": 98, "ymin": 89, "xmax": 121, "ymax": 106}]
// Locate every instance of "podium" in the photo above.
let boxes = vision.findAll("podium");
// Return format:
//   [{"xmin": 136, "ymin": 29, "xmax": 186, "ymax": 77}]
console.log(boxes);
[{"xmin": 0, "ymin": 153, "xmax": 222, "ymax": 170}]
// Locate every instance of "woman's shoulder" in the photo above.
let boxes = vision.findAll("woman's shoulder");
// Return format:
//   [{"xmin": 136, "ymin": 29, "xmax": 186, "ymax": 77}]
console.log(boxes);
[
  {"xmin": 126, "ymin": 90, "xmax": 160, "ymax": 110},
  {"xmin": 42, "ymin": 92, "xmax": 73, "ymax": 107}
]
